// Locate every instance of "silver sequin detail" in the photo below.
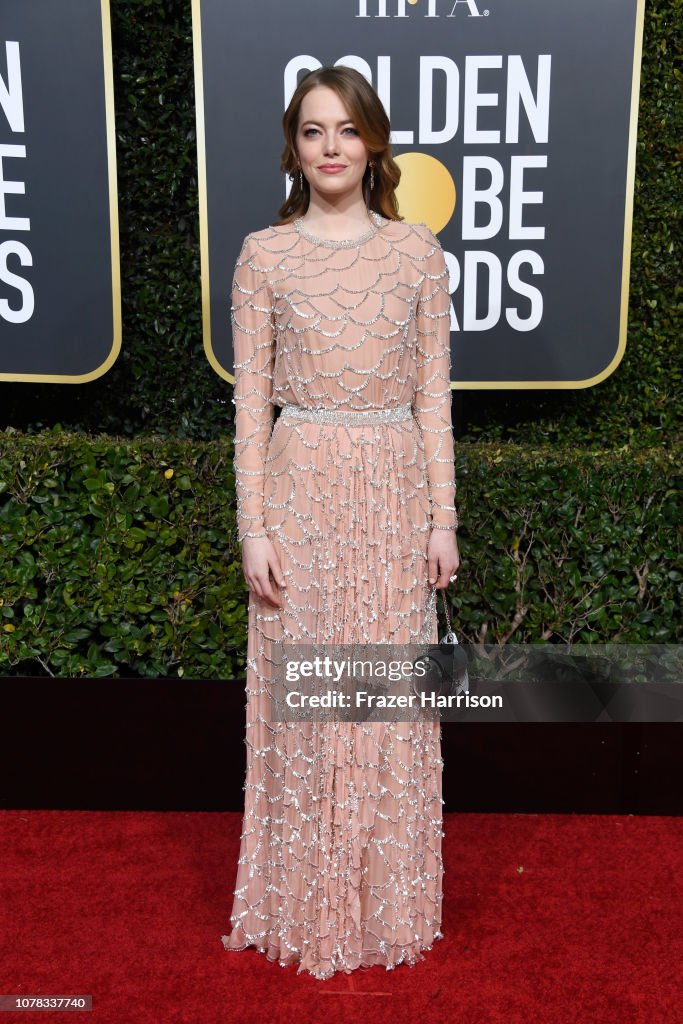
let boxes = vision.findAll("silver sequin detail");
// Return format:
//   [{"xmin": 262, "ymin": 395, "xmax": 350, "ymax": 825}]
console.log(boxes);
[
  {"xmin": 293, "ymin": 209, "xmax": 383, "ymax": 248},
  {"xmin": 279, "ymin": 402, "xmax": 413, "ymax": 425}
]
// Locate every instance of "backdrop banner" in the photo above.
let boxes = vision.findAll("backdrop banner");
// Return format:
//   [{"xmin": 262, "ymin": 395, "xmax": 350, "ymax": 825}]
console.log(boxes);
[
  {"xmin": 0, "ymin": 0, "xmax": 120, "ymax": 382},
  {"xmin": 193, "ymin": 0, "xmax": 644, "ymax": 390}
]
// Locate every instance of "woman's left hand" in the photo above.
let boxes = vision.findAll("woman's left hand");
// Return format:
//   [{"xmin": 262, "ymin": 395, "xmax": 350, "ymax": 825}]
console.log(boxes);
[{"xmin": 427, "ymin": 529, "xmax": 460, "ymax": 589}]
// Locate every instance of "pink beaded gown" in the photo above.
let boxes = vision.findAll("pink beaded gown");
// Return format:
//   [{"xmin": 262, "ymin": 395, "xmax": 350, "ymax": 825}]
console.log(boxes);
[{"xmin": 221, "ymin": 209, "xmax": 459, "ymax": 980}]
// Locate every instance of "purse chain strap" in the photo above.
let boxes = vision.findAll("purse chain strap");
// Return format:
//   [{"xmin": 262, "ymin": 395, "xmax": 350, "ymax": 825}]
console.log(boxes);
[{"xmin": 422, "ymin": 583, "xmax": 457, "ymax": 646}]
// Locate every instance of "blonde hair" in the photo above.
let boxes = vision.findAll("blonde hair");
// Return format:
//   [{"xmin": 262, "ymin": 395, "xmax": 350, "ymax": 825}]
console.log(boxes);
[{"xmin": 274, "ymin": 66, "xmax": 402, "ymax": 224}]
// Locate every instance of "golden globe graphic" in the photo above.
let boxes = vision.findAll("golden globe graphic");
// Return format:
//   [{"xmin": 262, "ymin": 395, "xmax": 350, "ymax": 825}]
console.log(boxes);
[{"xmin": 395, "ymin": 152, "xmax": 456, "ymax": 235}]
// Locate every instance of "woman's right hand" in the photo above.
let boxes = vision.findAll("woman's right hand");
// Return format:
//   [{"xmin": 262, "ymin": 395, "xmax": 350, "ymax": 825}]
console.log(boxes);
[{"xmin": 241, "ymin": 535, "xmax": 287, "ymax": 608}]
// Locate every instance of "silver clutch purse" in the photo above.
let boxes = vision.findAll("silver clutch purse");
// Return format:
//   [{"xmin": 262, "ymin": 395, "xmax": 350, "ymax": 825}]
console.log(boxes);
[{"xmin": 412, "ymin": 585, "xmax": 469, "ymax": 699}]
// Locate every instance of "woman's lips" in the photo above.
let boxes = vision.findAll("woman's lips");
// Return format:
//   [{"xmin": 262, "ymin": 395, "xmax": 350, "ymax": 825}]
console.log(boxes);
[{"xmin": 318, "ymin": 165, "xmax": 346, "ymax": 173}]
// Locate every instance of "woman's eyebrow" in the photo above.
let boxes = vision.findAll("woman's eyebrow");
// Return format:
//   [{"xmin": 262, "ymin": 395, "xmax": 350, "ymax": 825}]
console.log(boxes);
[{"xmin": 301, "ymin": 119, "xmax": 355, "ymax": 127}]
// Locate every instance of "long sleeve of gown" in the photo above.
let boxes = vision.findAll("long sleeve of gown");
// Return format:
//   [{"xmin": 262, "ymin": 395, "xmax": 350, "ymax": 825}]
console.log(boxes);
[
  {"xmin": 413, "ymin": 228, "xmax": 459, "ymax": 531},
  {"xmin": 230, "ymin": 233, "xmax": 275, "ymax": 542}
]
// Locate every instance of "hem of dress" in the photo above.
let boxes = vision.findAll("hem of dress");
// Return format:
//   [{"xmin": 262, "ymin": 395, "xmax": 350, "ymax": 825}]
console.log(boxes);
[{"xmin": 220, "ymin": 930, "xmax": 444, "ymax": 981}]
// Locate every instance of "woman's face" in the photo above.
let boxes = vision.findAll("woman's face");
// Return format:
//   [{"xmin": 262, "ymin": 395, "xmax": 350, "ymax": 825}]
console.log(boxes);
[{"xmin": 296, "ymin": 86, "xmax": 370, "ymax": 202}]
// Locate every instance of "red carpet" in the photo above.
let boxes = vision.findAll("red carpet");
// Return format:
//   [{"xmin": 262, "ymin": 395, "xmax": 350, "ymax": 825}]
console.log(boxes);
[{"xmin": 0, "ymin": 811, "xmax": 680, "ymax": 1023}]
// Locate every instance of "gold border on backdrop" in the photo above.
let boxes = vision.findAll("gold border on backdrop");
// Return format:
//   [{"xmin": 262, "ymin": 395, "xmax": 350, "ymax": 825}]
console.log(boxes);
[
  {"xmin": 0, "ymin": 0, "xmax": 121, "ymax": 383},
  {"xmin": 193, "ymin": 0, "xmax": 645, "ymax": 390},
  {"xmin": 191, "ymin": 0, "xmax": 224, "ymax": 383}
]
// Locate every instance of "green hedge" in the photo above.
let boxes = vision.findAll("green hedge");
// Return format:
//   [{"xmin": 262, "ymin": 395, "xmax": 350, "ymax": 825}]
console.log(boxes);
[
  {"xmin": 0, "ymin": 429, "xmax": 679, "ymax": 678},
  {"xmin": 0, "ymin": 0, "xmax": 679, "ymax": 447},
  {"xmin": 0, "ymin": 430, "xmax": 245, "ymax": 678}
]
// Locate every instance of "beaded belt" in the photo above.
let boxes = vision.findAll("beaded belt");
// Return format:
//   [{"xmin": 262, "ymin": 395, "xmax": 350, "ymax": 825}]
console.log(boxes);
[{"xmin": 279, "ymin": 402, "xmax": 413, "ymax": 425}]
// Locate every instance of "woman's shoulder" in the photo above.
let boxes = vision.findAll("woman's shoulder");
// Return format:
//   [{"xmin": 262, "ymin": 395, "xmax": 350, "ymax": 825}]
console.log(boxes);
[
  {"xmin": 380, "ymin": 217, "xmax": 444, "ymax": 255},
  {"xmin": 237, "ymin": 223, "xmax": 298, "ymax": 267},
  {"xmin": 241, "ymin": 222, "xmax": 296, "ymax": 247},
  {"xmin": 392, "ymin": 219, "xmax": 442, "ymax": 245}
]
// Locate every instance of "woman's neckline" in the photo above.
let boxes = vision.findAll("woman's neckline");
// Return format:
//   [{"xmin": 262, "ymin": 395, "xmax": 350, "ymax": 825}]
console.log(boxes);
[{"xmin": 293, "ymin": 209, "xmax": 384, "ymax": 248}]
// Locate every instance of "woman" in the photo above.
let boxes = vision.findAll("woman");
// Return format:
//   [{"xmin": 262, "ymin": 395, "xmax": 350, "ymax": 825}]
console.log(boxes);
[{"xmin": 222, "ymin": 66, "xmax": 460, "ymax": 980}]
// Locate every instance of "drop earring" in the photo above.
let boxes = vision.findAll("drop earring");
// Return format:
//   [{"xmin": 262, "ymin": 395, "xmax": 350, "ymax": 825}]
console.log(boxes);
[
  {"xmin": 369, "ymin": 162, "xmax": 375, "ymax": 191},
  {"xmin": 298, "ymin": 166, "xmax": 303, "ymax": 190}
]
